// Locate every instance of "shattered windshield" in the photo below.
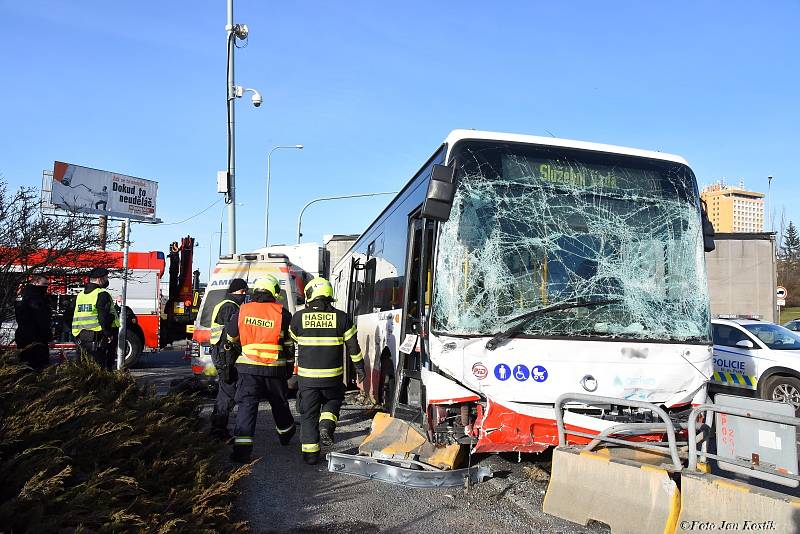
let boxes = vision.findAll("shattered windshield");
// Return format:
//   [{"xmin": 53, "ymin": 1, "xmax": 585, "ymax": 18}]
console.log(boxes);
[{"xmin": 432, "ymin": 140, "xmax": 711, "ymax": 342}]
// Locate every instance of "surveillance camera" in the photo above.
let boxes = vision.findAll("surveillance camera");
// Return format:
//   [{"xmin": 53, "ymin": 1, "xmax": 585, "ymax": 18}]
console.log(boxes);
[
  {"xmin": 251, "ymin": 91, "xmax": 262, "ymax": 107},
  {"xmin": 233, "ymin": 24, "xmax": 249, "ymax": 40}
]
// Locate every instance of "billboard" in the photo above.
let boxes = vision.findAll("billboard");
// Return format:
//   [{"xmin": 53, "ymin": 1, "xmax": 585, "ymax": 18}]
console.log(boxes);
[{"xmin": 51, "ymin": 161, "xmax": 158, "ymax": 221}]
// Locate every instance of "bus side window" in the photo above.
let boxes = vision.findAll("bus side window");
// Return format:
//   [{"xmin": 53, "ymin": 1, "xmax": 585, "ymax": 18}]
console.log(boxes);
[
  {"xmin": 358, "ymin": 258, "xmax": 377, "ymax": 314},
  {"xmin": 357, "ymin": 237, "xmax": 381, "ymax": 315}
]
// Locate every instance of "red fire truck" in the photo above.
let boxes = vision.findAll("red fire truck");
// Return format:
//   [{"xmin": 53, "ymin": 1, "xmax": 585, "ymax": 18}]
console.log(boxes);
[{"xmin": 5, "ymin": 236, "xmax": 198, "ymax": 366}]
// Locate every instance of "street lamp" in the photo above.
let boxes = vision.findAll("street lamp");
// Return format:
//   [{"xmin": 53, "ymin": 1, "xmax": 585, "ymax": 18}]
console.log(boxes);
[
  {"xmin": 224, "ymin": 0, "xmax": 260, "ymax": 255},
  {"xmin": 264, "ymin": 144, "xmax": 303, "ymax": 247},
  {"xmin": 296, "ymin": 191, "xmax": 398, "ymax": 243}
]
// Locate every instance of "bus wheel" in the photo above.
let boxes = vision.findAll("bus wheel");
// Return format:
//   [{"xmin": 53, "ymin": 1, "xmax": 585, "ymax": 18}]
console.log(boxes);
[
  {"xmin": 379, "ymin": 350, "xmax": 395, "ymax": 412},
  {"xmin": 124, "ymin": 331, "xmax": 144, "ymax": 368}
]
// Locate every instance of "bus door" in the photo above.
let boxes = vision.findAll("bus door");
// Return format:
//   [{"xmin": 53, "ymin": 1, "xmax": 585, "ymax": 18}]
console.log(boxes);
[
  {"xmin": 393, "ymin": 216, "xmax": 435, "ymax": 420},
  {"xmin": 344, "ymin": 256, "xmax": 364, "ymax": 386}
]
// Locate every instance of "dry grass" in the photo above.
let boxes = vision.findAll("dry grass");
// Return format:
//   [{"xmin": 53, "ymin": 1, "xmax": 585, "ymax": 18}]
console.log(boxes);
[{"xmin": 0, "ymin": 353, "xmax": 253, "ymax": 533}]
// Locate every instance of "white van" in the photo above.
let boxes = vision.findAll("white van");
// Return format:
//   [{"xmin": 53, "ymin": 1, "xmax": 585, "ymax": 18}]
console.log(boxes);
[{"xmin": 190, "ymin": 252, "xmax": 306, "ymax": 378}]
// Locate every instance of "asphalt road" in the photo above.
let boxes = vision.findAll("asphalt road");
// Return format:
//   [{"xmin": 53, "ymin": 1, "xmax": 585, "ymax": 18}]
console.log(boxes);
[
  {"xmin": 129, "ymin": 349, "xmax": 605, "ymax": 533},
  {"xmin": 129, "ymin": 346, "xmax": 196, "ymax": 396},
  {"xmin": 226, "ymin": 392, "xmax": 604, "ymax": 534},
  {"xmin": 130, "ymin": 349, "xmax": 800, "ymax": 531}
]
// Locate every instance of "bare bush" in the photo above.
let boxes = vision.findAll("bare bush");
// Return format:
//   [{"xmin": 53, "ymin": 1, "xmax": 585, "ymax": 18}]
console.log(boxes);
[{"xmin": 0, "ymin": 179, "xmax": 108, "ymax": 328}]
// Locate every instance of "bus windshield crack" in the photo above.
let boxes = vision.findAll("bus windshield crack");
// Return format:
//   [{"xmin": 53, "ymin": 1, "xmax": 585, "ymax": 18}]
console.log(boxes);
[{"xmin": 431, "ymin": 143, "xmax": 710, "ymax": 343}]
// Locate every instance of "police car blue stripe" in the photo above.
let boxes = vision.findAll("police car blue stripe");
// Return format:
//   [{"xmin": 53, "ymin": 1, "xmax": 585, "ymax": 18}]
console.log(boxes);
[{"xmin": 714, "ymin": 347, "xmax": 751, "ymax": 356}]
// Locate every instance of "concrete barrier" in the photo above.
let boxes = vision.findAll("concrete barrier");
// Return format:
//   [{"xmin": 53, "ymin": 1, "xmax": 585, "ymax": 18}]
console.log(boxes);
[
  {"xmin": 543, "ymin": 447, "xmax": 680, "ymax": 534},
  {"xmin": 677, "ymin": 471, "xmax": 800, "ymax": 533}
]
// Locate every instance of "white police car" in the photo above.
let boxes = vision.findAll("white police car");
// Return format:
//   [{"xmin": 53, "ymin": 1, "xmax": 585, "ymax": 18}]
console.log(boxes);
[{"xmin": 711, "ymin": 318, "xmax": 800, "ymax": 413}]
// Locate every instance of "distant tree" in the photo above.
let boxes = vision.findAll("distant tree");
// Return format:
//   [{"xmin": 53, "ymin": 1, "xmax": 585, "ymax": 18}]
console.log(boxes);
[
  {"xmin": 781, "ymin": 222, "xmax": 800, "ymax": 264},
  {"xmin": 0, "ymin": 179, "xmax": 106, "ymax": 339},
  {"xmin": 778, "ymin": 221, "xmax": 800, "ymax": 307}
]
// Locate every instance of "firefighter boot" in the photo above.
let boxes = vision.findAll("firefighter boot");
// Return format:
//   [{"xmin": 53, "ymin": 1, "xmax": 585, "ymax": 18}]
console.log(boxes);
[
  {"xmin": 210, "ymin": 413, "xmax": 231, "ymax": 441},
  {"xmin": 319, "ymin": 420, "xmax": 335, "ymax": 446},
  {"xmin": 302, "ymin": 443, "xmax": 320, "ymax": 465},
  {"xmin": 230, "ymin": 438, "xmax": 253, "ymax": 463},
  {"xmin": 278, "ymin": 424, "xmax": 296, "ymax": 446}
]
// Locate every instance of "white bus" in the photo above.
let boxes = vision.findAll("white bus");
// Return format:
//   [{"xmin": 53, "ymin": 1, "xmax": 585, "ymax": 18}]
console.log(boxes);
[{"xmin": 331, "ymin": 130, "xmax": 714, "ymax": 453}]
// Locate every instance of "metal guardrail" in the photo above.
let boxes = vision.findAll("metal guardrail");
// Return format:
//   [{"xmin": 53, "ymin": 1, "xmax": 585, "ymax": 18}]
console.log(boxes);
[
  {"xmin": 687, "ymin": 403, "xmax": 800, "ymax": 486},
  {"xmin": 554, "ymin": 393, "xmax": 683, "ymax": 470}
]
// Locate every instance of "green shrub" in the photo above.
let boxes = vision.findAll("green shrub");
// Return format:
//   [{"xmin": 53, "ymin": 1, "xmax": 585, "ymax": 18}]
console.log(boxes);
[{"xmin": 0, "ymin": 354, "xmax": 251, "ymax": 533}]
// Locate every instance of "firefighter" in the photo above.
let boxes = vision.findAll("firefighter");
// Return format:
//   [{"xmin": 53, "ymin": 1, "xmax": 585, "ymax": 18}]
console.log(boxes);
[
  {"xmin": 226, "ymin": 275, "xmax": 296, "ymax": 463},
  {"xmin": 71, "ymin": 267, "xmax": 119, "ymax": 370},
  {"xmin": 290, "ymin": 277, "xmax": 365, "ymax": 465},
  {"xmin": 208, "ymin": 278, "xmax": 248, "ymax": 439}
]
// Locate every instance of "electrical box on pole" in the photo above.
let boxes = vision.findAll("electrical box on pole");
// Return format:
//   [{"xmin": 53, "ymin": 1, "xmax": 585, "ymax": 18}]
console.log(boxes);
[{"xmin": 217, "ymin": 170, "xmax": 228, "ymax": 194}]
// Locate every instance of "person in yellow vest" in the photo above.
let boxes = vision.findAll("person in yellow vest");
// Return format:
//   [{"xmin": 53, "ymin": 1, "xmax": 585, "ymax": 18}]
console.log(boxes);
[
  {"xmin": 289, "ymin": 277, "xmax": 365, "ymax": 465},
  {"xmin": 226, "ymin": 275, "xmax": 295, "ymax": 463},
  {"xmin": 71, "ymin": 267, "xmax": 119, "ymax": 369},
  {"xmin": 209, "ymin": 278, "xmax": 248, "ymax": 439}
]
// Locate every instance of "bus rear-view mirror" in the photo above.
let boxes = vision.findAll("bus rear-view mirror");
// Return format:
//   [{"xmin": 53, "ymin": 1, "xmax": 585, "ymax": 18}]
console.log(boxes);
[
  {"xmin": 420, "ymin": 164, "xmax": 457, "ymax": 221},
  {"xmin": 701, "ymin": 201, "xmax": 716, "ymax": 252}
]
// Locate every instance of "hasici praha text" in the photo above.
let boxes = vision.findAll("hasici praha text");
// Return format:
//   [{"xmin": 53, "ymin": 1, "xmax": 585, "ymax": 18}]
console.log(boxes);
[
  {"xmin": 303, "ymin": 313, "xmax": 336, "ymax": 329},
  {"xmin": 113, "ymin": 182, "xmax": 154, "ymax": 208}
]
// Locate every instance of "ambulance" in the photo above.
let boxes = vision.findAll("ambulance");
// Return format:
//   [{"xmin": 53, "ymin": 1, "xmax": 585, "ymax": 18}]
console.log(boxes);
[{"xmin": 190, "ymin": 252, "xmax": 307, "ymax": 378}]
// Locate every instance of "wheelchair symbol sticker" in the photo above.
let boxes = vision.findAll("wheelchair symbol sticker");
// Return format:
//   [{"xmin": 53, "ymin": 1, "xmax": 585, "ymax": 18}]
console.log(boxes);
[
  {"xmin": 531, "ymin": 365, "xmax": 548, "ymax": 382},
  {"xmin": 513, "ymin": 364, "xmax": 529, "ymax": 381},
  {"xmin": 494, "ymin": 363, "xmax": 511, "ymax": 381}
]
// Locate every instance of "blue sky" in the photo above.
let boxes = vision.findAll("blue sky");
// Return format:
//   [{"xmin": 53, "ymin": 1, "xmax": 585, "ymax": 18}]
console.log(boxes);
[{"xmin": 1, "ymin": 1, "xmax": 798, "ymax": 281}]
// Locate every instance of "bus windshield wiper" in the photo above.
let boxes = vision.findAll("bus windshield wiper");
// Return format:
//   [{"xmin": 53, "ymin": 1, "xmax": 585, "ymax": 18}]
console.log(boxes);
[{"xmin": 485, "ymin": 298, "xmax": 620, "ymax": 351}]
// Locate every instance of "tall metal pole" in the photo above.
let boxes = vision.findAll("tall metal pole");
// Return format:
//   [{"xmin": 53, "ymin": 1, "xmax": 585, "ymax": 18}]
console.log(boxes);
[
  {"xmin": 767, "ymin": 175, "xmax": 773, "ymax": 233},
  {"xmin": 265, "ymin": 145, "xmax": 303, "ymax": 247},
  {"xmin": 116, "ymin": 218, "xmax": 131, "ymax": 370},
  {"xmin": 225, "ymin": 0, "xmax": 237, "ymax": 254},
  {"xmin": 768, "ymin": 175, "xmax": 776, "ymax": 322},
  {"xmin": 265, "ymin": 148, "xmax": 272, "ymax": 247},
  {"xmin": 296, "ymin": 192, "xmax": 398, "ymax": 243}
]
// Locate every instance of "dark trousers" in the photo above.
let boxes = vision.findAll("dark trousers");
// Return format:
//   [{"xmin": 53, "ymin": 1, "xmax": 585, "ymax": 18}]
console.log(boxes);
[
  {"xmin": 298, "ymin": 381, "xmax": 345, "ymax": 452},
  {"xmin": 233, "ymin": 373, "xmax": 295, "ymax": 455},
  {"xmin": 211, "ymin": 379, "xmax": 237, "ymax": 430},
  {"xmin": 78, "ymin": 331, "xmax": 113, "ymax": 370},
  {"xmin": 17, "ymin": 342, "xmax": 50, "ymax": 370}
]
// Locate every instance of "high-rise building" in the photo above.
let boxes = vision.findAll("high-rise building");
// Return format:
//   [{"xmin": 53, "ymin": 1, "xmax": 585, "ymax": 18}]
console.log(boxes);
[{"xmin": 700, "ymin": 179, "xmax": 765, "ymax": 233}]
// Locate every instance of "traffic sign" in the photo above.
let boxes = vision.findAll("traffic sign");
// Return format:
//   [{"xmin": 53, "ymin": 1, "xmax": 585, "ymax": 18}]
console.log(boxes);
[
  {"xmin": 778, "ymin": 298, "xmax": 786, "ymax": 307},
  {"xmin": 777, "ymin": 286, "xmax": 788, "ymax": 299}
]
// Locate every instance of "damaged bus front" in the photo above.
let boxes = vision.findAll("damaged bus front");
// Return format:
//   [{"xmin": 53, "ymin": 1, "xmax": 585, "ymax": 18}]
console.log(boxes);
[{"xmin": 333, "ymin": 130, "xmax": 713, "ymax": 453}]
